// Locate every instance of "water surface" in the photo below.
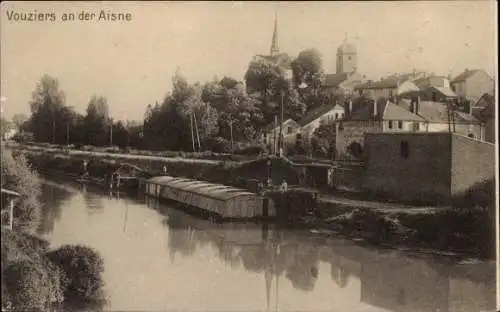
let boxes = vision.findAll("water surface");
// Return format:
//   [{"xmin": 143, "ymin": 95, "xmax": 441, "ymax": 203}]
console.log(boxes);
[{"xmin": 38, "ymin": 179, "xmax": 496, "ymax": 312}]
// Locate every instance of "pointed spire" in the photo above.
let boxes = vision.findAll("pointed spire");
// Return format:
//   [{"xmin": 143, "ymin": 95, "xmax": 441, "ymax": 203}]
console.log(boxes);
[{"xmin": 270, "ymin": 11, "xmax": 279, "ymax": 56}]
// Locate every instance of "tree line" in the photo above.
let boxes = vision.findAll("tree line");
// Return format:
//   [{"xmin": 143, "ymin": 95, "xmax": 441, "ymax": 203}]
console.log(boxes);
[{"xmin": 16, "ymin": 48, "xmax": 343, "ymax": 153}]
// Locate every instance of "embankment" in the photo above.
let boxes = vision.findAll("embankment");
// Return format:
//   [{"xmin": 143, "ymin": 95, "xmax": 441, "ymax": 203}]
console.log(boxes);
[{"xmin": 11, "ymin": 145, "xmax": 496, "ymax": 260}]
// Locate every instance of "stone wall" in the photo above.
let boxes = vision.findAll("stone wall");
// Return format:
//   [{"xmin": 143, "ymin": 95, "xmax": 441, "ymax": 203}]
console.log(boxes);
[
  {"xmin": 451, "ymin": 134, "xmax": 495, "ymax": 195},
  {"xmin": 363, "ymin": 132, "xmax": 452, "ymax": 202}
]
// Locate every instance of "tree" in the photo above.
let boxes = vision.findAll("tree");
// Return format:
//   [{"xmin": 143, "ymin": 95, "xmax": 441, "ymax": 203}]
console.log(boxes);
[
  {"xmin": 244, "ymin": 56, "xmax": 305, "ymax": 124},
  {"xmin": 11, "ymin": 113, "xmax": 28, "ymax": 129},
  {"xmin": 292, "ymin": 49, "xmax": 326, "ymax": 110},
  {"xmin": 84, "ymin": 96, "xmax": 110, "ymax": 146},
  {"xmin": 28, "ymin": 75, "xmax": 66, "ymax": 143}
]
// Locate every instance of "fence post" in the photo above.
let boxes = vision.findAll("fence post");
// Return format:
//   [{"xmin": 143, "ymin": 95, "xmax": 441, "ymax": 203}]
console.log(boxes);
[{"xmin": 9, "ymin": 198, "xmax": 14, "ymax": 230}]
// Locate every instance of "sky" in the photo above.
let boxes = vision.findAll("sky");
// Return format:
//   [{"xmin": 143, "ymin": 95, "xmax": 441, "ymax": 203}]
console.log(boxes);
[{"xmin": 1, "ymin": 1, "xmax": 497, "ymax": 121}]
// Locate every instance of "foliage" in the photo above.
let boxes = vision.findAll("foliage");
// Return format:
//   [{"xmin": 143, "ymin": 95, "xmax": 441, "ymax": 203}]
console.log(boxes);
[
  {"xmin": 1, "ymin": 148, "xmax": 41, "ymax": 232},
  {"xmin": 45, "ymin": 245, "xmax": 106, "ymax": 304},
  {"xmin": 27, "ymin": 75, "xmax": 66, "ymax": 143},
  {"xmin": 84, "ymin": 95, "xmax": 110, "ymax": 147}
]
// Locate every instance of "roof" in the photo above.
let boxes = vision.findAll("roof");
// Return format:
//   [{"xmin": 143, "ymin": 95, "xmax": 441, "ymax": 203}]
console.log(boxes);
[
  {"xmin": 324, "ymin": 73, "xmax": 349, "ymax": 87},
  {"xmin": 298, "ymin": 103, "xmax": 344, "ymax": 126},
  {"xmin": 347, "ymin": 100, "xmax": 424, "ymax": 122},
  {"xmin": 147, "ymin": 176, "xmax": 256, "ymax": 201},
  {"xmin": 337, "ymin": 41, "xmax": 356, "ymax": 54},
  {"xmin": 262, "ymin": 118, "xmax": 297, "ymax": 133},
  {"xmin": 400, "ymin": 100, "xmax": 481, "ymax": 124},
  {"xmin": 254, "ymin": 53, "xmax": 292, "ymax": 69},
  {"xmin": 354, "ymin": 77, "xmax": 401, "ymax": 90},
  {"xmin": 1, "ymin": 188, "xmax": 21, "ymax": 197},
  {"xmin": 451, "ymin": 69, "xmax": 481, "ymax": 83},
  {"xmin": 474, "ymin": 93, "xmax": 494, "ymax": 108},
  {"xmin": 429, "ymin": 86, "xmax": 457, "ymax": 98},
  {"xmin": 413, "ymin": 76, "xmax": 449, "ymax": 89}
]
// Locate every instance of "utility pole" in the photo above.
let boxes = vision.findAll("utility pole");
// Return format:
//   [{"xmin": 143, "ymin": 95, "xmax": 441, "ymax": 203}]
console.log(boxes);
[
  {"xmin": 109, "ymin": 119, "xmax": 113, "ymax": 146},
  {"xmin": 193, "ymin": 111, "xmax": 201, "ymax": 151},
  {"xmin": 273, "ymin": 116, "xmax": 278, "ymax": 155},
  {"xmin": 52, "ymin": 120, "xmax": 56, "ymax": 144},
  {"xmin": 278, "ymin": 90, "xmax": 284, "ymax": 156},
  {"xmin": 190, "ymin": 113, "xmax": 196, "ymax": 152},
  {"xmin": 229, "ymin": 118, "xmax": 234, "ymax": 153},
  {"xmin": 66, "ymin": 123, "xmax": 70, "ymax": 145}
]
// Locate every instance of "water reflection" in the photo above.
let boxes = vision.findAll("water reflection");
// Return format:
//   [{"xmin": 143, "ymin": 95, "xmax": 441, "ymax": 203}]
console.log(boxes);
[{"xmin": 39, "ymin": 179, "xmax": 496, "ymax": 312}]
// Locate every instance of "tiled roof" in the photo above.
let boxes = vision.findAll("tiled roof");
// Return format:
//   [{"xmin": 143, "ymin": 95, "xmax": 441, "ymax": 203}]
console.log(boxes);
[
  {"xmin": 403, "ymin": 100, "xmax": 481, "ymax": 124},
  {"xmin": 450, "ymin": 69, "xmax": 481, "ymax": 83},
  {"xmin": 298, "ymin": 103, "xmax": 344, "ymax": 126},
  {"xmin": 347, "ymin": 100, "xmax": 424, "ymax": 122},
  {"xmin": 354, "ymin": 77, "xmax": 400, "ymax": 90},
  {"xmin": 262, "ymin": 118, "xmax": 296, "ymax": 133},
  {"xmin": 255, "ymin": 53, "xmax": 292, "ymax": 69},
  {"xmin": 430, "ymin": 86, "xmax": 457, "ymax": 98},
  {"xmin": 324, "ymin": 73, "xmax": 348, "ymax": 87},
  {"xmin": 474, "ymin": 93, "xmax": 494, "ymax": 108}
]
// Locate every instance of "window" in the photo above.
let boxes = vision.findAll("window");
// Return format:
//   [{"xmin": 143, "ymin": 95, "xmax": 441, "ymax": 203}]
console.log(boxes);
[
  {"xmin": 348, "ymin": 56, "xmax": 352, "ymax": 60},
  {"xmin": 388, "ymin": 121, "xmax": 393, "ymax": 129},
  {"xmin": 400, "ymin": 140, "xmax": 409, "ymax": 158},
  {"xmin": 287, "ymin": 126, "xmax": 292, "ymax": 134},
  {"xmin": 263, "ymin": 133, "xmax": 267, "ymax": 144},
  {"xmin": 398, "ymin": 121, "xmax": 403, "ymax": 129},
  {"xmin": 431, "ymin": 92, "xmax": 437, "ymax": 102},
  {"xmin": 335, "ymin": 113, "xmax": 339, "ymax": 120}
]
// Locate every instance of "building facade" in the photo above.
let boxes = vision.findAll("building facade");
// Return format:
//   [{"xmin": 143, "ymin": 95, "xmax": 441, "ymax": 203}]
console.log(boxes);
[
  {"xmin": 450, "ymin": 69, "xmax": 495, "ymax": 104},
  {"xmin": 363, "ymin": 132, "xmax": 495, "ymax": 202}
]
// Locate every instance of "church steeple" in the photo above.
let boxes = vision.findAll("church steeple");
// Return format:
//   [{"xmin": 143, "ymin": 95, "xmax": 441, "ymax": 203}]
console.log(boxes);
[{"xmin": 270, "ymin": 11, "xmax": 279, "ymax": 57}]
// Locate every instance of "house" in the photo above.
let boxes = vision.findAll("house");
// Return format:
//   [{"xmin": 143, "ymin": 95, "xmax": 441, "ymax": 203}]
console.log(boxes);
[
  {"xmin": 411, "ymin": 75, "xmax": 457, "ymax": 102},
  {"xmin": 260, "ymin": 118, "xmax": 300, "ymax": 151},
  {"xmin": 472, "ymin": 93, "xmax": 495, "ymax": 144},
  {"xmin": 297, "ymin": 103, "xmax": 345, "ymax": 141},
  {"xmin": 323, "ymin": 72, "xmax": 364, "ymax": 97},
  {"xmin": 363, "ymin": 132, "xmax": 495, "ymax": 203},
  {"xmin": 398, "ymin": 98, "xmax": 485, "ymax": 140},
  {"xmin": 450, "ymin": 69, "xmax": 495, "ymax": 104},
  {"xmin": 336, "ymin": 100, "xmax": 425, "ymax": 158},
  {"xmin": 353, "ymin": 77, "xmax": 420, "ymax": 101}
]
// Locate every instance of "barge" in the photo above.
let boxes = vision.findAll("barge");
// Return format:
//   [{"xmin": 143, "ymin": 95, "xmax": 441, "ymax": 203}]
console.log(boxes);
[{"xmin": 143, "ymin": 176, "xmax": 276, "ymax": 221}]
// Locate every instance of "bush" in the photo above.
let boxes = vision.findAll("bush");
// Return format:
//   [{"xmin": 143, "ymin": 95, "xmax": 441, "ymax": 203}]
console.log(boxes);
[
  {"xmin": 46, "ymin": 245, "xmax": 105, "ymax": 303},
  {"xmin": 1, "ymin": 148, "xmax": 41, "ymax": 231},
  {"xmin": 234, "ymin": 144, "xmax": 267, "ymax": 156},
  {"xmin": 2, "ymin": 256, "xmax": 65, "ymax": 312},
  {"xmin": 202, "ymin": 137, "xmax": 231, "ymax": 153}
]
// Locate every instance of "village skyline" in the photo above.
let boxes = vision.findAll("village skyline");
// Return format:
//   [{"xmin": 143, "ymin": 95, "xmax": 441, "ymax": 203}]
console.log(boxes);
[{"xmin": 1, "ymin": 1, "xmax": 497, "ymax": 120}]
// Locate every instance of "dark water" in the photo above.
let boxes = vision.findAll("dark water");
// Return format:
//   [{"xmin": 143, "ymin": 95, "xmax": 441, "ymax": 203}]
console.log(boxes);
[{"xmin": 38, "ymin": 178, "xmax": 496, "ymax": 312}]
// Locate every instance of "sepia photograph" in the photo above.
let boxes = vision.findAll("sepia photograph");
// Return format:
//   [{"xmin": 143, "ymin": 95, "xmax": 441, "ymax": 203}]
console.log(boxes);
[{"xmin": 0, "ymin": 1, "xmax": 498, "ymax": 311}]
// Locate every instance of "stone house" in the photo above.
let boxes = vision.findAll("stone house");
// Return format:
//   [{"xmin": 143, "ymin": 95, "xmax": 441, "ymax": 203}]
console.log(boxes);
[
  {"xmin": 335, "ymin": 100, "xmax": 425, "ymax": 158},
  {"xmin": 297, "ymin": 103, "xmax": 345, "ymax": 142},
  {"xmin": 472, "ymin": 93, "xmax": 495, "ymax": 144},
  {"xmin": 398, "ymin": 99, "xmax": 485, "ymax": 140},
  {"xmin": 259, "ymin": 118, "xmax": 300, "ymax": 151},
  {"xmin": 450, "ymin": 69, "xmax": 495, "ymax": 104},
  {"xmin": 322, "ymin": 72, "xmax": 364, "ymax": 98},
  {"xmin": 354, "ymin": 78, "xmax": 420, "ymax": 101},
  {"xmin": 363, "ymin": 132, "xmax": 495, "ymax": 203}
]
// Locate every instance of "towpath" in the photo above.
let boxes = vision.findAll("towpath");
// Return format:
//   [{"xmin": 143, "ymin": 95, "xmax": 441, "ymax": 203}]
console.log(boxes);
[{"xmin": 291, "ymin": 186, "xmax": 444, "ymax": 215}]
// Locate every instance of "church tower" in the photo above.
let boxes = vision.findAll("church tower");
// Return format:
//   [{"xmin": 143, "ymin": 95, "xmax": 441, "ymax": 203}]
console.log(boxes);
[
  {"xmin": 336, "ymin": 33, "xmax": 357, "ymax": 74},
  {"xmin": 270, "ymin": 11, "xmax": 279, "ymax": 57}
]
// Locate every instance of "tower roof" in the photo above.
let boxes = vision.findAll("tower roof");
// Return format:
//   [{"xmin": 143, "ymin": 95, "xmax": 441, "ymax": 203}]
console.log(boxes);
[
  {"xmin": 337, "ymin": 34, "xmax": 356, "ymax": 54},
  {"xmin": 270, "ymin": 11, "xmax": 279, "ymax": 56}
]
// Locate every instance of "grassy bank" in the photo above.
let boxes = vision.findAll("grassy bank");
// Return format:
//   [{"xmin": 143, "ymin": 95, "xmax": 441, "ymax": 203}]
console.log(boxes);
[
  {"xmin": 17, "ymin": 148, "xmax": 301, "ymax": 191},
  {"xmin": 1, "ymin": 146, "xmax": 107, "ymax": 312}
]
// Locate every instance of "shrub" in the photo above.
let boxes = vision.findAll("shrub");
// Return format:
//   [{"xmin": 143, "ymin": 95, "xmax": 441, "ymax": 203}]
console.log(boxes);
[
  {"xmin": 3, "ymin": 259, "xmax": 58, "ymax": 311},
  {"xmin": 46, "ymin": 245, "xmax": 105, "ymax": 303},
  {"xmin": 1, "ymin": 149, "xmax": 41, "ymax": 232},
  {"xmin": 234, "ymin": 144, "xmax": 267, "ymax": 156},
  {"xmin": 202, "ymin": 137, "xmax": 231, "ymax": 153}
]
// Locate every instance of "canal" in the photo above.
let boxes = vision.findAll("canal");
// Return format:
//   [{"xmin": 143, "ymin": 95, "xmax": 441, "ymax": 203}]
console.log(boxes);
[{"xmin": 37, "ymin": 178, "xmax": 496, "ymax": 312}]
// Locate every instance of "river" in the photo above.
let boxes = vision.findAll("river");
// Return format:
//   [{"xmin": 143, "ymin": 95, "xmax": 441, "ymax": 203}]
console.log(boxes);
[{"xmin": 37, "ymin": 178, "xmax": 496, "ymax": 312}]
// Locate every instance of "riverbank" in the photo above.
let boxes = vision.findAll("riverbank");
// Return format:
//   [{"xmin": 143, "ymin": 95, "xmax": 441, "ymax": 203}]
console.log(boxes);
[{"xmin": 11, "ymin": 145, "xmax": 496, "ymax": 260}]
